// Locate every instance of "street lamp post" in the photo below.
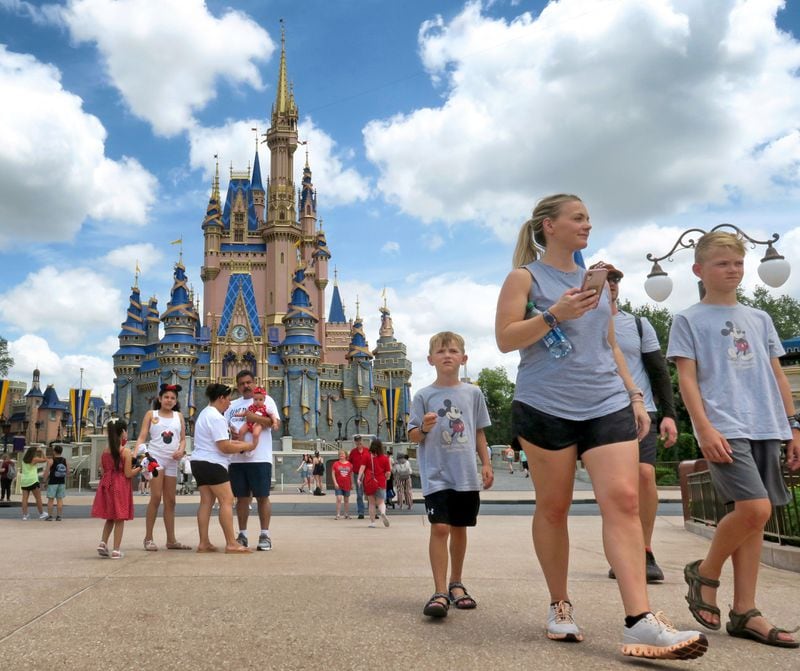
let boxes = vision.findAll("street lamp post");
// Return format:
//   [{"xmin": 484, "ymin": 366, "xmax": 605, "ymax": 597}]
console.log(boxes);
[{"xmin": 644, "ymin": 224, "xmax": 791, "ymax": 302}]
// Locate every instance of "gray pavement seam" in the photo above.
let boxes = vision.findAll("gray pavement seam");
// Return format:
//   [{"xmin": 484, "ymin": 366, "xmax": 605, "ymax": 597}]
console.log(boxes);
[{"xmin": 0, "ymin": 557, "xmax": 145, "ymax": 644}]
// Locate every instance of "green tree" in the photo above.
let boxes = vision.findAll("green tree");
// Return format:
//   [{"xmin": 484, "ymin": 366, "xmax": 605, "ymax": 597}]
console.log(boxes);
[
  {"xmin": 0, "ymin": 336, "xmax": 12, "ymax": 377},
  {"xmin": 737, "ymin": 285, "xmax": 800, "ymax": 340},
  {"xmin": 476, "ymin": 366, "xmax": 515, "ymax": 446}
]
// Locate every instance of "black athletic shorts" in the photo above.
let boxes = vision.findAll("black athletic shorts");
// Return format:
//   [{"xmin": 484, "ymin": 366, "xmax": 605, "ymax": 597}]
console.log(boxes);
[
  {"xmin": 639, "ymin": 412, "xmax": 659, "ymax": 465},
  {"xmin": 423, "ymin": 489, "xmax": 480, "ymax": 527},
  {"xmin": 191, "ymin": 460, "xmax": 230, "ymax": 487},
  {"xmin": 511, "ymin": 401, "xmax": 637, "ymax": 458}
]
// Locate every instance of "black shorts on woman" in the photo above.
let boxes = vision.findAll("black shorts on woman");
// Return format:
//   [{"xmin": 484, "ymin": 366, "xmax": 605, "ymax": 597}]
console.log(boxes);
[
  {"xmin": 512, "ymin": 401, "xmax": 637, "ymax": 458},
  {"xmin": 191, "ymin": 460, "xmax": 229, "ymax": 487}
]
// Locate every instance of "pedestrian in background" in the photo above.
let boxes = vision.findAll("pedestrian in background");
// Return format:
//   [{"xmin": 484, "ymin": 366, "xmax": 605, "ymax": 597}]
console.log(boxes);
[
  {"xmin": 20, "ymin": 446, "xmax": 48, "ymax": 520},
  {"xmin": 392, "ymin": 453, "xmax": 414, "ymax": 510}
]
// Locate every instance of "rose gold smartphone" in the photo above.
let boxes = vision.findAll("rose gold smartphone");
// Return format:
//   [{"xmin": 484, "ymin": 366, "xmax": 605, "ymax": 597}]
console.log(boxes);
[{"xmin": 580, "ymin": 268, "xmax": 608, "ymax": 294}]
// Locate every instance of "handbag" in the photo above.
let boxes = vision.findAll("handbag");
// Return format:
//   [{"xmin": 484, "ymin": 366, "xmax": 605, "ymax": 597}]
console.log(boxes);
[{"xmin": 363, "ymin": 455, "xmax": 379, "ymax": 496}]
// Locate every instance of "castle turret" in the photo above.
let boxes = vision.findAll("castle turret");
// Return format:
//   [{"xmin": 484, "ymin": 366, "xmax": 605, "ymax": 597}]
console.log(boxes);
[
  {"xmin": 251, "ymin": 141, "xmax": 265, "ymax": 224},
  {"xmin": 200, "ymin": 159, "xmax": 223, "ymax": 283},
  {"xmin": 372, "ymin": 299, "xmax": 413, "ymax": 442},
  {"xmin": 158, "ymin": 261, "xmax": 199, "ymax": 409},
  {"xmin": 264, "ymin": 26, "xmax": 301, "ymax": 333},
  {"xmin": 324, "ymin": 269, "xmax": 350, "ymax": 365},
  {"xmin": 279, "ymin": 263, "xmax": 321, "ymax": 437},
  {"xmin": 113, "ymin": 281, "xmax": 146, "ymax": 419},
  {"xmin": 345, "ymin": 300, "xmax": 373, "ymax": 415}
]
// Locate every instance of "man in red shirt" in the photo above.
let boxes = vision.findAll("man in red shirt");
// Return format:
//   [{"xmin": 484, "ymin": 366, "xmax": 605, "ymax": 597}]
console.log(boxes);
[
  {"xmin": 348, "ymin": 435, "xmax": 370, "ymax": 519},
  {"xmin": 332, "ymin": 450, "xmax": 353, "ymax": 519}
]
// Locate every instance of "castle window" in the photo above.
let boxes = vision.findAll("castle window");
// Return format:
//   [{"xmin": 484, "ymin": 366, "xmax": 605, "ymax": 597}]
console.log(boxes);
[
  {"xmin": 234, "ymin": 227, "xmax": 244, "ymax": 242},
  {"xmin": 235, "ymin": 213, "xmax": 244, "ymax": 224},
  {"xmin": 280, "ymin": 211, "xmax": 285, "ymax": 220},
  {"xmin": 280, "ymin": 253, "xmax": 284, "ymax": 264}
]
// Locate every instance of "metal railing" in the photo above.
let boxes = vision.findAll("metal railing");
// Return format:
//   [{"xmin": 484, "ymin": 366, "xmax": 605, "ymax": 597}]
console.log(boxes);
[{"xmin": 685, "ymin": 461, "xmax": 800, "ymax": 547}]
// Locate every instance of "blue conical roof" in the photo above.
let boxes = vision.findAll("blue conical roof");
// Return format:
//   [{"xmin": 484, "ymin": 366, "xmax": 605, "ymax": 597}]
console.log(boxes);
[
  {"xmin": 119, "ymin": 286, "xmax": 145, "ymax": 337},
  {"xmin": 251, "ymin": 148, "xmax": 264, "ymax": 191},
  {"xmin": 328, "ymin": 284, "xmax": 346, "ymax": 323}
]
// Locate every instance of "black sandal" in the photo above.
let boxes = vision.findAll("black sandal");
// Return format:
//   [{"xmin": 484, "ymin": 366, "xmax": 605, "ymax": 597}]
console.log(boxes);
[
  {"xmin": 448, "ymin": 581, "xmax": 477, "ymax": 609},
  {"xmin": 727, "ymin": 608, "xmax": 799, "ymax": 648},
  {"xmin": 684, "ymin": 560, "xmax": 721, "ymax": 630},
  {"xmin": 423, "ymin": 592, "xmax": 450, "ymax": 618}
]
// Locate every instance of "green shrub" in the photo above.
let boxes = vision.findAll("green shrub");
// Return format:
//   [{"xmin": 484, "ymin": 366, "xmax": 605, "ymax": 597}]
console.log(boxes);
[{"xmin": 655, "ymin": 465, "xmax": 678, "ymax": 486}]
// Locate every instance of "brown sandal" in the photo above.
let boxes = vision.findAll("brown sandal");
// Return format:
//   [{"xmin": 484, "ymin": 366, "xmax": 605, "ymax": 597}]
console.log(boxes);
[
  {"xmin": 727, "ymin": 608, "xmax": 799, "ymax": 648},
  {"xmin": 423, "ymin": 593, "xmax": 450, "ymax": 618},
  {"xmin": 684, "ymin": 560, "xmax": 720, "ymax": 630}
]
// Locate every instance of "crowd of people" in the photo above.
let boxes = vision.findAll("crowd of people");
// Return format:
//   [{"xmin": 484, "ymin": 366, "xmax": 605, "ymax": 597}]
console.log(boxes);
[{"xmin": 6, "ymin": 193, "xmax": 800, "ymax": 661}]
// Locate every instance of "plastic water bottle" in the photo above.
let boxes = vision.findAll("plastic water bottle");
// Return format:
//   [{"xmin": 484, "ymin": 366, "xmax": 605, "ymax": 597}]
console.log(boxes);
[{"xmin": 526, "ymin": 301, "xmax": 573, "ymax": 359}]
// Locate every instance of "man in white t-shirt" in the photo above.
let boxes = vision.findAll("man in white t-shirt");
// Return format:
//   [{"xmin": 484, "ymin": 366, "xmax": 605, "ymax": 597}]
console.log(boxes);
[{"xmin": 225, "ymin": 370, "xmax": 281, "ymax": 551}]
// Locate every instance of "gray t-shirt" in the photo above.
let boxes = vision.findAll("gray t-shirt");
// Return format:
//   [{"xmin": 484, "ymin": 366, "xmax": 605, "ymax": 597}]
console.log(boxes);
[
  {"xmin": 614, "ymin": 311, "xmax": 660, "ymax": 413},
  {"xmin": 409, "ymin": 382, "xmax": 491, "ymax": 496},
  {"xmin": 667, "ymin": 302, "xmax": 790, "ymax": 441},
  {"xmin": 513, "ymin": 261, "xmax": 629, "ymax": 420}
]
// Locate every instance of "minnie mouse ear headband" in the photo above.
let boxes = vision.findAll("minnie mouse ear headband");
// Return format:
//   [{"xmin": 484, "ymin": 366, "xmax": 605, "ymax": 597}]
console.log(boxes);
[
  {"xmin": 253, "ymin": 386, "xmax": 266, "ymax": 395},
  {"xmin": 160, "ymin": 383, "xmax": 182, "ymax": 394}
]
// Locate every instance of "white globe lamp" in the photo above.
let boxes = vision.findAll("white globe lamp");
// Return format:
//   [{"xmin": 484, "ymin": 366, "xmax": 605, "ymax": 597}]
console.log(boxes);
[
  {"xmin": 644, "ymin": 261, "xmax": 673, "ymax": 302},
  {"xmin": 757, "ymin": 244, "xmax": 791, "ymax": 288}
]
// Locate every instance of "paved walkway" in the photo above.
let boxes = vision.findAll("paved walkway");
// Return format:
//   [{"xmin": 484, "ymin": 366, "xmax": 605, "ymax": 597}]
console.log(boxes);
[{"xmin": 2, "ymin": 503, "xmax": 797, "ymax": 669}]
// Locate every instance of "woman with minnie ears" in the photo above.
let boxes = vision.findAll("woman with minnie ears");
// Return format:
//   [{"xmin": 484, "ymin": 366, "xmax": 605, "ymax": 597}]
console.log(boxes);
[
  {"xmin": 495, "ymin": 194, "xmax": 706, "ymax": 660},
  {"xmin": 135, "ymin": 383, "xmax": 190, "ymax": 551},
  {"xmin": 92, "ymin": 420, "xmax": 142, "ymax": 559}
]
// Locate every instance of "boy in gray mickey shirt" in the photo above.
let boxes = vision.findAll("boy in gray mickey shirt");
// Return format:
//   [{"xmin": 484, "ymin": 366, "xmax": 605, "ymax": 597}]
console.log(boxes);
[
  {"xmin": 409, "ymin": 331, "xmax": 494, "ymax": 619},
  {"xmin": 668, "ymin": 231, "xmax": 800, "ymax": 648}
]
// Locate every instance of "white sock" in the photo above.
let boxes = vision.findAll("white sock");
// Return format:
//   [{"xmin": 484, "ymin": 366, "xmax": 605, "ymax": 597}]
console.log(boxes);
[
  {"xmin": 261, "ymin": 529, "xmax": 270, "ymax": 537},
  {"xmin": 379, "ymin": 503, "xmax": 386, "ymax": 515},
  {"xmin": 239, "ymin": 530, "xmax": 248, "ymax": 538}
]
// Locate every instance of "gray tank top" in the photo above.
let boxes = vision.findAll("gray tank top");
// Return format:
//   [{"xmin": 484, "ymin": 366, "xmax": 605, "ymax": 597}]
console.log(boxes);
[{"xmin": 513, "ymin": 260, "xmax": 629, "ymax": 420}]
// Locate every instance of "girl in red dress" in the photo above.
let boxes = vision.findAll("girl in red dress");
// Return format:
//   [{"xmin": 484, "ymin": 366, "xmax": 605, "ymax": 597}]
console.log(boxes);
[{"xmin": 92, "ymin": 420, "xmax": 142, "ymax": 559}]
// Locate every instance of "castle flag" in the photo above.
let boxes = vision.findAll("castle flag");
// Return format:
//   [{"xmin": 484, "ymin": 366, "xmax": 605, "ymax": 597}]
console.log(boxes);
[{"xmin": 0, "ymin": 380, "xmax": 9, "ymax": 418}]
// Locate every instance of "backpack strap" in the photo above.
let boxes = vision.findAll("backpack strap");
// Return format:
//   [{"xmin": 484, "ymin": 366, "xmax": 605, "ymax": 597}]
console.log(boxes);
[{"xmin": 635, "ymin": 315, "xmax": 643, "ymax": 340}]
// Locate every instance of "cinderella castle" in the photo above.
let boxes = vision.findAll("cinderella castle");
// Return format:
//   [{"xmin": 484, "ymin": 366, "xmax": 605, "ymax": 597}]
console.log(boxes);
[{"xmin": 113, "ymin": 32, "xmax": 412, "ymax": 443}]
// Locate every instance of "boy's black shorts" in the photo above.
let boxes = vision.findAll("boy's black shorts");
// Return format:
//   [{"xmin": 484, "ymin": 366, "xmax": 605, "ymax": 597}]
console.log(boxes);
[{"xmin": 424, "ymin": 489, "xmax": 480, "ymax": 527}]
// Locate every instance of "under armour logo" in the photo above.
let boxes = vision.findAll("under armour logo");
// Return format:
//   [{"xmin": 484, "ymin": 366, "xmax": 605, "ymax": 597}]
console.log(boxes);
[{"xmin": 426, "ymin": 507, "xmax": 434, "ymax": 516}]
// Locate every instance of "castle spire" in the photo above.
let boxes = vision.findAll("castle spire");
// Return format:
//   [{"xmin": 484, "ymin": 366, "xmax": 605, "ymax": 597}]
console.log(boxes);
[
  {"xmin": 273, "ymin": 20, "xmax": 292, "ymax": 121},
  {"xmin": 213, "ymin": 155, "xmax": 220, "ymax": 203}
]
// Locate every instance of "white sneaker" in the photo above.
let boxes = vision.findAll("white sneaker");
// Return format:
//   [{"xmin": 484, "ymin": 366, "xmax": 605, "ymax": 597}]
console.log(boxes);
[
  {"xmin": 39, "ymin": 512, "xmax": 49, "ymax": 520},
  {"xmin": 368, "ymin": 522, "xmax": 376, "ymax": 528},
  {"xmin": 547, "ymin": 600, "xmax": 583, "ymax": 642},
  {"xmin": 21, "ymin": 514, "xmax": 29, "ymax": 521},
  {"xmin": 380, "ymin": 512, "xmax": 390, "ymax": 527},
  {"xmin": 622, "ymin": 612, "xmax": 708, "ymax": 660}
]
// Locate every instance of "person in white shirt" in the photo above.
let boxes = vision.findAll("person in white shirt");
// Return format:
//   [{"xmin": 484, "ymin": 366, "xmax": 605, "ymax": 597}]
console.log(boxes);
[
  {"xmin": 190, "ymin": 383, "xmax": 255, "ymax": 554},
  {"xmin": 225, "ymin": 370, "xmax": 281, "ymax": 551}
]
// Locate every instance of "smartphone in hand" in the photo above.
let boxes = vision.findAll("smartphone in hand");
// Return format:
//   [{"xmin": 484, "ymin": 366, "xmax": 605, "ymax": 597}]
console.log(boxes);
[{"xmin": 580, "ymin": 268, "xmax": 608, "ymax": 295}]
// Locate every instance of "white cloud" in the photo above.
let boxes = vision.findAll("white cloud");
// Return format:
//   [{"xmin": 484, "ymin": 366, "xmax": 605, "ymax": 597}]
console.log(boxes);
[
  {"xmin": 188, "ymin": 117, "xmax": 370, "ymax": 208},
  {"xmin": 339, "ymin": 273, "xmax": 517, "ymax": 391},
  {"xmin": 8, "ymin": 334, "xmax": 115, "ymax": 401},
  {"xmin": 0, "ymin": 266, "xmax": 122, "ymax": 346},
  {"xmin": 60, "ymin": 0, "xmax": 273, "ymax": 136},
  {"xmin": 102, "ymin": 243, "xmax": 164, "ymax": 275},
  {"xmin": 424, "ymin": 233, "xmax": 445, "ymax": 251},
  {"xmin": 0, "ymin": 46, "xmax": 157, "ymax": 245},
  {"xmin": 364, "ymin": 0, "xmax": 800, "ymax": 238},
  {"xmin": 381, "ymin": 241, "xmax": 400, "ymax": 254}
]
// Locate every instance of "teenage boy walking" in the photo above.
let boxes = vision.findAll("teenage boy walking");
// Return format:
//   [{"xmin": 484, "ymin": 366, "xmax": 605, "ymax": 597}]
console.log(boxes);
[{"xmin": 668, "ymin": 231, "xmax": 800, "ymax": 648}]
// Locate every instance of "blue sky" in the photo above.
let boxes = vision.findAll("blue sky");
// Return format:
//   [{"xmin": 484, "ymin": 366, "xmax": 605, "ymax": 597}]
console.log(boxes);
[{"xmin": 1, "ymin": 0, "xmax": 799, "ymax": 400}]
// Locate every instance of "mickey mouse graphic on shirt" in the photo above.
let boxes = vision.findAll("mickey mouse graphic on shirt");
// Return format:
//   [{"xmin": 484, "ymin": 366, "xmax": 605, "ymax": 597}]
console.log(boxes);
[
  {"xmin": 161, "ymin": 430, "xmax": 174, "ymax": 444},
  {"xmin": 721, "ymin": 321, "xmax": 754, "ymax": 362},
  {"xmin": 437, "ymin": 400, "xmax": 469, "ymax": 445}
]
